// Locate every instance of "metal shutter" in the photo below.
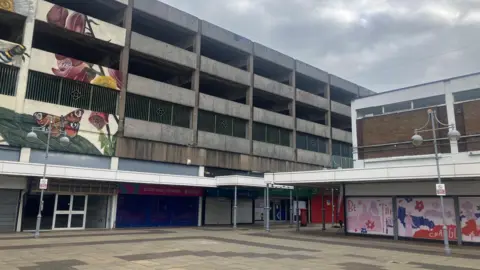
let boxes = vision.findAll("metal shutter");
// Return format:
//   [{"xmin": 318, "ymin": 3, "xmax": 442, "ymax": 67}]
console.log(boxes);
[
  {"xmin": 204, "ymin": 197, "xmax": 231, "ymax": 225},
  {"xmin": 236, "ymin": 199, "xmax": 253, "ymax": 224},
  {"xmin": 0, "ymin": 189, "xmax": 19, "ymax": 232}
]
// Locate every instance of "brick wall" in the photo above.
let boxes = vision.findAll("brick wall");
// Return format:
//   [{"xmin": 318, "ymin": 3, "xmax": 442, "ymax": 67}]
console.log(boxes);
[
  {"xmin": 357, "ymin": 106, "xmax": 450, "ymax": 159},
  {"xmin": 455, "ymin": 100, "xmax": 480, "ymax": 152}
]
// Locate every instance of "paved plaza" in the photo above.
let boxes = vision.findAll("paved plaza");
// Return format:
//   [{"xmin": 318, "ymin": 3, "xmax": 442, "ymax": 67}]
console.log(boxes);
[{"xmin": 0, "ymin": 226, "xmax": 479, "ymax": 270}]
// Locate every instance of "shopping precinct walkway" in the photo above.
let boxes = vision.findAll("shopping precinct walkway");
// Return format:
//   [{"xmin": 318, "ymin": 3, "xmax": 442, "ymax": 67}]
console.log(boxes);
[{"xmin": 0, "ymin": 226, "xmax": 478, "ymax": 270}]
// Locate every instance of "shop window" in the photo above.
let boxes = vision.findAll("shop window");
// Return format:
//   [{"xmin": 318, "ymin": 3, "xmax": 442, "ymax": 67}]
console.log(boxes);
[
  {"xmin": 125, "ymin": 93, "xmax": 192, "ymax": 128},
  {"xmin": 0, "ymin": 64, "xmax": 18, "ymax": 96},
  {"xmin": 26, "ymin": 71, "xmax": 117, "ymax": 114}
]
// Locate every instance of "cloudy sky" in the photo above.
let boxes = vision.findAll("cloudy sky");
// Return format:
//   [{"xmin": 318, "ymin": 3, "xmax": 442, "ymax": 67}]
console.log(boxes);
[{"xmin": 161, "ymin": 0, "xmax": 480, "ymax": 92}]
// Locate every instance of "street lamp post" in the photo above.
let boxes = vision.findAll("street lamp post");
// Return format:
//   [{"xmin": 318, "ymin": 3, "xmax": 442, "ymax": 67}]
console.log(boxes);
[
  {"xmin": 26, "ymin": 115, "xmax": 70, "ymax": 238},
  {"xmin": 411, "ymin": 109, "xmax": 461, "ymax": 256}
]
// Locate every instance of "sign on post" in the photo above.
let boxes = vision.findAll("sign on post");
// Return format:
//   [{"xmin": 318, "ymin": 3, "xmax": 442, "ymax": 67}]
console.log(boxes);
[
  {"xmin": 436, "ymin": 184, "xmax": 446, "ymax": 196},
  {"xmin": 39, "ymin": 178, "xmax": 48, "ymax": 190}
]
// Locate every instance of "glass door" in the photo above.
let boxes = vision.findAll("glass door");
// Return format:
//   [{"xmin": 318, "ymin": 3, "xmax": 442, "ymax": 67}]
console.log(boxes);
[{"xmin": 52, "ymin": 194, "xmax": 88, "ymax": 230}]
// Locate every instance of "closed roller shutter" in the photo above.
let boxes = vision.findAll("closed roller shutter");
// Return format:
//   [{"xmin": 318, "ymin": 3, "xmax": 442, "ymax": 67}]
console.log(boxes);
[
  {"xmin": 0, "ymin": 189, "xmax": 19, "ymax": 232},
  {"xmin": 204, "ymin": 197, "xmax": 231, "ymax": 225},
  {"xmin": 236, "ymin": 199, "xmax": 253, "ymax": 224}
]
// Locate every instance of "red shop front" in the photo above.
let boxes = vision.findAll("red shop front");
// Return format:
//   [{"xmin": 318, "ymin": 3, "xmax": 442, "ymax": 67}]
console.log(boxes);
[{"xmin": 311, "ymin": 194, "xmax": 345, "ymax": 224}]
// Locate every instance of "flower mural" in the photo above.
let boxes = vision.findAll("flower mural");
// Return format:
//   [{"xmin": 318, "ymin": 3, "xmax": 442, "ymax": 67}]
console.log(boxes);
[
  {"xmin": 88, "ymin": 112, "xmax": 117, "ymax": 156},
  {"xmin": 346, "ymin": 198, "xmax": 393, "ymax": 236},
  {"xmin": 46, "ymin": 5, "xmax": 122, "ymax": 90}
]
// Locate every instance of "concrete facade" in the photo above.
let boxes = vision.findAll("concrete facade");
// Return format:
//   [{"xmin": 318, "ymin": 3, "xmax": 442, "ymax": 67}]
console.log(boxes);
[{"xmin": 0, "ymin": 0, "xmax": 374, "ymax": 178}]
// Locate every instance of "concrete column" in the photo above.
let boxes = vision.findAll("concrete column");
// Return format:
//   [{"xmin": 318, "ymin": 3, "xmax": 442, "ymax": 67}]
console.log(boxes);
[
  {"xmin": 247, "ymin": 49, "xmax": 254, "ymax": 164},
  {"xmin": 191, "ymin": 25, "xmax": 202, "ymax": 145},
  {"xmin": 19, "ymin": 148, "xmax": 31, "ymax": 163},
  {"xmin": 325, "ymin": 76, "xmax": 333, "ymax": 167},
  {"xmin": 444, "ymin": 81, "xmax": 459, "ymax": 154},
  {"xmin": 351, "ymin": 107, "xmax": 359, "ymax": 162},
  {"xmin": 266, "ymin": 184, "xmax": 270, "ymax": 232},
  {"xmin": 393, "ymin": 196, "xmax": 398, "ymax": 240},
  {"xmin": 290, "ymin": 63, "xmax": 297, "ymax": 170},
  {"xmin": 331, "ymin": 188, "xmax": 335, "ymax": 226},
  {"xmin": 289, "ymin": 190, "xmax": 293, "ymax": 225},
  {"xmin": 198, "ymin": 166, "xmax": 205, "ymax": 177},
  {"xmin": 321, "ymin": 189, "xmax": 326, "ymax": 230},
  {"xmin": 16, "ymin": 190, "xmax": 25, "ymax": 232},
  {"xmin": 116, "ymin": 0, "xmax": 133, "ymax": 136},
  {"xmin": 295, "ymin": 187, "xmax": 300, "ymax": 231},
  {"xmin": 14, "ymin": 0, "xmax": 38, "ymax": 113},
  {"xmin": 198, "ymin": 196, "xmax": 203, "ymax": 227},
  {"xmin": 110, "ymin": 194, "xmax": 118, "ymax": 229},
  {"xmin": 110, "ymin": 157, "xmax": 119, "ymax": 170},
  {"xmin": 233, "ymin": 185, "xmax": 238, "ymax": 229},
  {"xmin": 454, "ymin": 196, "xmax": 462, "ymax": 245}
]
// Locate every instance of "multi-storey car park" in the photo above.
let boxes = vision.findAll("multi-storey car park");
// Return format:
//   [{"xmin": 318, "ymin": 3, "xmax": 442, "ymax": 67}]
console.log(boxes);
[{"xmin": 0, "ymin": 0, "xmax": 373, "ymax": 233}]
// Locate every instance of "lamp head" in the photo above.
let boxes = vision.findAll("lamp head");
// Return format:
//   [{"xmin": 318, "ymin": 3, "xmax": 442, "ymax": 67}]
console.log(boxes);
[
  {"xmin": 26, "ymin": 131, "xmax": 38, "ymax": 142},
  {"xmin": 59, "ymin": 136, "xmax": 70, "ymax": 146},
  {"xmin": 447, "ymin": 129, "xmax": 461, "ymax": 141},
  {"xmin": 412, "ymin": 134, "xmax": 423, "ymax": 146}
]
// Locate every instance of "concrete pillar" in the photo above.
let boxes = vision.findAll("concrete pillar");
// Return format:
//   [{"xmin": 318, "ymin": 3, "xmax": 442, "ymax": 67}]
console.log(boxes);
[
  {"xmin": 233, "ymin": 185, "xmax": 238, "ymax": 229},
  {"xmin": 263, "ymin": 188, "xmax": 266, "ymax": 229},
  {"xmin": 191, "ymin": 24, "xmax": 202, "ymax": 144},
  {"xmin": 198, "ymin": 196, "xmax": 203, "ymax": 227},
  {"xmin": 14, "ymin": 0, "xmax": 38, "ymax": 113},
  {"xmin": 444, "ymin": 81, "xmax": 459, "ymax": 154},
  {"xmin": 110, "ymin": 194, "xmax": 118, "ymax": 229},
  {"xmin": 116, "ymin": 0, "xmax": 133, "ymax": 136},
  {"xmin": 19, "ymin": 148, "xmax": 31, "ymax": 163},
  {"xmin": 454, "ymin": 196, "xmax": 462, "ymax": 245},
  {"xmin": 321, "ymin": 189, "xmax": 326, "ymax": 230},
  {"xmin": 198, "ymin": 166, "xmax": 205, "ymax": 177},
  {"xmin": 289, "ymin": 190, "xmax": 293, "ymax": 225},
  {"xmin": 290, "ymin": 63, "xmax": 297, "ymax": 170},
  {"xmin": 295, "ymin": 187, "xmax": 300, "ymax": 231},
  {"xmin": 325, "ymin": 76, "xmax": 333, "ymax": 167},
  {"xmin": 351, "ymin": 108, "xmax": 359, "ymax": 162},
  {"xmin": 266, "ymin": 184, "xmax": 270, "ymax": 232},
  {"xmin": 393, "ymin": 196, "xmax": 398, "ymax": 240},
  {"xmin": 247, "ymin": 48, "xmax": 254, "ymax": 168},
  {"xmin": 110, "ymin": 157, "xmax": 119, "ymax": 170},
  {"xmin": 16, "ymin": 190, "xmax": 25, "ymax": 232}
]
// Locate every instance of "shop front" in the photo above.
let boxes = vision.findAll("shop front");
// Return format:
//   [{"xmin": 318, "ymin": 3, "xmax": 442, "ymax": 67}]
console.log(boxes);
[
  {"xmin": 203, "ymin": 188, "xmax": 256, "ymax": 225},
  {"xmin": 116, "ymin": 184, "xmax": 202, "ymax": 228},
  {"xmin": 21, "ymin": 178, "xmax": 116, "ymax": 231}
]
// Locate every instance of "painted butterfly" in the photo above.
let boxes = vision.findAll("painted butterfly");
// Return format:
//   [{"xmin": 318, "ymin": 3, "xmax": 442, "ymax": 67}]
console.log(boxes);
[{"xmin": 32, "ymin": 109, "xmax": 84, "ymax": 138}]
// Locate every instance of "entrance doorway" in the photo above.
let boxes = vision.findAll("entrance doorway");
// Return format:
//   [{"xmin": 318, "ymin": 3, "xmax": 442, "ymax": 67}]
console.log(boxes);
[{"xmin": 52, "ymin": 195, "xmax": 88, "ymax": 230}]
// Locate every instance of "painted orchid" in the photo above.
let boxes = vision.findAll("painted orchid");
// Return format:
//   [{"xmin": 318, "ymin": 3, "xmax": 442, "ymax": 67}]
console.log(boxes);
[
  {"xmin": 88, "ymin": 112, "xmax": 109, "ymax": 130},
  {"xmin": 46, "ymin": 5, "xmax": 69, "ymax": 28},
  {"xmin": 52, "ymin": 54, "xmax": 91, "ymax": 83},
  {"xmin": 66, "ymin": 12, "xmax": 87, "ymax": 34},
  {"xmin": 108, "ymin": 68, "xmax": 122, "ymax": 89}
]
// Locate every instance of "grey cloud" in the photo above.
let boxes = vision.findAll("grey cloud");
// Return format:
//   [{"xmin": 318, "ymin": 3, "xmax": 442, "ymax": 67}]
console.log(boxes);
[{"xmin": 161, "ymin": 0, "xmax": 480, "ymax": 92}]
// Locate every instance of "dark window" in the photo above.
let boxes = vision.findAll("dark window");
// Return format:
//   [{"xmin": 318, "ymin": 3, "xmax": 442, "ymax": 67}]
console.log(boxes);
[
  {"xmin": 357, "ymin": 106, "xmax": 382, "ymax": 117},
  {"xmin": 332, "ymin": 140, "xmax": 352, "ymax": 158},
  {"xmin": 26, "ymin": 71, "xmax": 117, "ymax": 114},
  {"xmin": 252, "ymin": 122, "xmax": 291, "ymax": 147},
  {"xmin": 383, "ymin": 101, "xmax": 411, "ymax": 113},
  {"xmin": 454, "ymin": 89, "xmax": 480, "ymax": 103},
  {"xmin": 297, "ymin": 132, "xmax": 328, "ymax": 153},
  {"xmin": 125, "ymin": 93, "xmax": 191, "ymax": 128},
  {"xmin": 0, "ymin": 64, "xmax": 18, "ymax": 96},
  {"xmin": 413, "ymin": 95, "xmax": 445, "ymax": 108},
  {"xmin": 198, "ymin": 110, "xmax": 247, "ymax": 138}
]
